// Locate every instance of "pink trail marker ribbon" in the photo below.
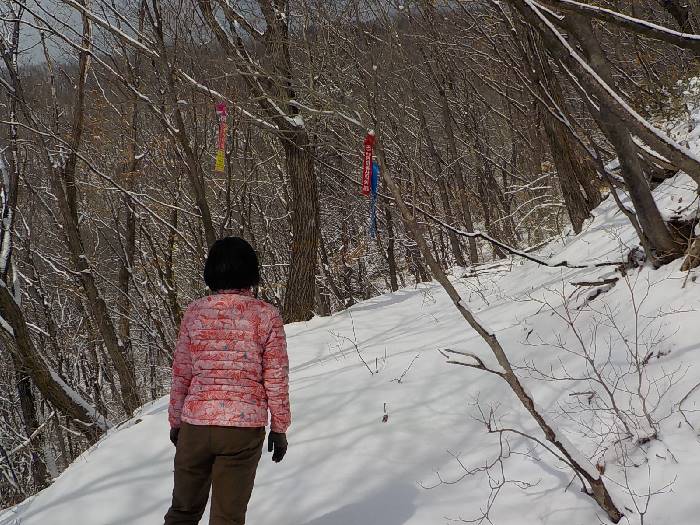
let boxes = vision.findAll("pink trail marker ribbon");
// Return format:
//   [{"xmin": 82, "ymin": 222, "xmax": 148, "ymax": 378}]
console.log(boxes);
[
  {"xmin": 214, "ymin": 102, "xmax": 228, "ymax": 173},
  {"xmin": 361, "ymin": 131, "xmax": 375, "ymax": 196}
]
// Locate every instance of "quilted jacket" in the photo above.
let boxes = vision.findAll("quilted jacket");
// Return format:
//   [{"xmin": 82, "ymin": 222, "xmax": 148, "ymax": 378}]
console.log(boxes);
[{"xmin": 168, "ymin": 289, "xmax": 291, "ymax": 433}]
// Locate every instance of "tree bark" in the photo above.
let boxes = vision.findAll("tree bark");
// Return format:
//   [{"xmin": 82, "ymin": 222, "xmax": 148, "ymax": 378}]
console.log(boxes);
[{"xmin": 281, "ymin": 136, "xmax": 319, "ymax": 320}]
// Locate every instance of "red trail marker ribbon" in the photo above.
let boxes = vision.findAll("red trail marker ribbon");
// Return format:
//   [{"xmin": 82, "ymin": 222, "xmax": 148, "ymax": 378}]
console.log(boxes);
[{"xmin": 361, "ymin": 131, "xmax": 375, "ymax": 196}]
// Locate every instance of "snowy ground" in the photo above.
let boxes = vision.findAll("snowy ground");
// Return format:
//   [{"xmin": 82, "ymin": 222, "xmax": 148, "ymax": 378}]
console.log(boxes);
[{"xmin": 3, "ymin": 175, "xmax": 700, "ymax": 525}]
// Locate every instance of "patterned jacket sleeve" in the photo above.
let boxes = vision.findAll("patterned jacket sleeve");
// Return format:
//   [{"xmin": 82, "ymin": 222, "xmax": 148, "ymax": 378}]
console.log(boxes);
[
  {"xmin": 263, "ymin": 309, "xmax": 291, "ymax": 433},
  {"xmin": 168, "ymin": 308, "xmax": 193, "ymax": 429}
]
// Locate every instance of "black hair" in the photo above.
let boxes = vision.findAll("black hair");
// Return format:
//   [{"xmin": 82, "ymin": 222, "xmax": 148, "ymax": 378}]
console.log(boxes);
[{"xmin": 203, "ymin": 237, "xmax": 260, "ymax": 292}]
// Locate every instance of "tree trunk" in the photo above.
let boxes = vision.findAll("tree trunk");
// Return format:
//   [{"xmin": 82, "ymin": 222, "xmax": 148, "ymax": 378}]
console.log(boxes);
[
  {"xmin": 116, "ymin": 87, "xmax": 140, "ymax": 386},
  {"xmin": 439, "ymin": 81, "xmax": 479, "ymax": 264},
  {"xmin": 43, "ymin": 6, "xmax": 142, "ymax": 416},
  {"xmin": 149, "ymin": 2, "xmax": 216, "ymax": 249},
  {"xmin": 566, "ymin": 16, "xmax": 681, "ymax": 261},
  {"xmin": 166, "ymin": 207, "xmax": 182, "ymax": 327},
  {"xmin": 543, "ymin": 118, "xmax": 599, "ymax": 233},
  {"xmin": 411, "ymin": 82, "xmax": 466, "ymax": 267},
  {"xmin": 281, "ymin": 137, "xmax": 319, "ymax": 321},
  {"xmin": 521, "ymin": 27, "xmax": 602, "ymax": 233},
  {"xmin": 0, "ymin": 285, "xmax": 107, "ymax": 442},
  {"xmin": 340, "ymin": 222, "xmax": 355, "ymax": 308},
  {"xmin": 51, "ymin": 173, "xmax": 142, "ymax": 414},
  {"xmin": 12, "ymin": 358, "xmax": 50, "ymax": 489},
  {"xmin": 171, "ymin": 103, "xmax": 217, "ymax": 249},
  {"xmin": 383, "ymin": 203, "xmax": 400, "ymax": 291},
  {"xmin": 314, "ymin": 281, "xmax": 331, "ymax": 317},
  {"xmin": 197, "ymin": 0, "xmax": 320, "ymax": 322},
  {"xmin": 511, "ymin": 2, "xmax": 683, "ymax": 263},
  {"xmin": 319, "ymin": 234, "xmax": 345, "ymax": 306},
  {"xmin": 606, "ymin": 119, "xmax": 681, "ymax": 258},
  {"xmin": 659, "ymin": 0, "xmax": 695, "ymax": 32},
  {"xmin": 477, "ymin": 170, "xmax": 507, "ymax": 260},
  {"xmin": 419, "ymin": 2, "xmax": 479, "ymax": 264}
]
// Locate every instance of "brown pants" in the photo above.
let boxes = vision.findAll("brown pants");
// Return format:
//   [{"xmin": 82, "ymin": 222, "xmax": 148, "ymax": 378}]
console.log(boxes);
[{"xmin": 164, "ymin": 423, "xmax": 265, "ymax": 525}]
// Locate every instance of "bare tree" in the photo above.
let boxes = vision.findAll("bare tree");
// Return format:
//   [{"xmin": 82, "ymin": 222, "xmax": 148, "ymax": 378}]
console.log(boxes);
[{"xmin": 198, "ymin": 0, "xmax": 320, "ymax": 321}]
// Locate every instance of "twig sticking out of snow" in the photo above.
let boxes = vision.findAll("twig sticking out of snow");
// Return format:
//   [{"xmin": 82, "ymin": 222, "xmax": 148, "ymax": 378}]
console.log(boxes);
[{"xmin": 392, "ymin": 353, "xmax": 421, "ymax": 383}]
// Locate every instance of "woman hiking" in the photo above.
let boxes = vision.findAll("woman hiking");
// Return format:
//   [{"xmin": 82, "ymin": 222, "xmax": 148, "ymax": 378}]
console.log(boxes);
[{"xmin": 164, "ymin": 237, "xmax": 291, "ymax": 525}]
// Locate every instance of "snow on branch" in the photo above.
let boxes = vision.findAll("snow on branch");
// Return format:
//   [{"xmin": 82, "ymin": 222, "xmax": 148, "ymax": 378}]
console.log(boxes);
[
  {"xmin": 59, "ymin": 0, "xmax": 159, "ymax": 59},
  {"xmin": 217, "ymin": 0, "xmax": 264, "ymax": 39},
  {"xmin": 0, "ymin": 152, "xmax": 13, "ymax": 278},
  {"xmin": 46, "ymin": 361, "xmax": 113, "ymax": 432},
  {"xmin": 413, "ymin": 203, "xmax": 623, "ymax": 269},
  {"xmin": 538, "ymin": 0, "xmax": 700, "ymax": 53},
  {"xmin": 198, "ymin": 0, "xmax": 299, "ymax": 127},
  {"xmin": 1, "ymin": 411, "xmax": 55, "ymax": 460},
  {"xmin": 174, "ymin": 70, "xmax": 278, "ymax": 131},
  {"xmin": 514, "ymin": 0, "xmax": 700, "ymax": 186},
  {"xmin": 52, "ymin": 0, "xmax": 278, "ymax": 133}
]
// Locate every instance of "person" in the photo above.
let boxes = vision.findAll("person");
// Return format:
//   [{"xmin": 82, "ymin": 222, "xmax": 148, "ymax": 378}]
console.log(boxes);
[{"xmin": 164, "ymin": 237, "xmax": 291, "ymax": 525}]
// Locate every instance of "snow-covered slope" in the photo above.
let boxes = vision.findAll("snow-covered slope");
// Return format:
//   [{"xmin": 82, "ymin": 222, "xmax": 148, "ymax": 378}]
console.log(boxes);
[{"xmin": 3, "ymin": 175, "xmax": 700, "ymax": 525}]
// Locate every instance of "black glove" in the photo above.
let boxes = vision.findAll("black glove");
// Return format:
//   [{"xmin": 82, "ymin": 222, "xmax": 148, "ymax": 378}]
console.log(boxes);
[
  {"xmin": 170, "ymin": 427, "xmax": 180, "ymax": 447},
  {"xmin": 267, "ymin": 431, "xmax": 287, "ymax": 463}
]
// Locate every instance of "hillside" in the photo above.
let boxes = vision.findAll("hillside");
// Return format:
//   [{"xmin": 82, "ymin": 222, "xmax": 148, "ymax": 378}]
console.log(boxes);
[{"xmin": 2, "ymin": 172, "xmax": 700, "ymax": 525}]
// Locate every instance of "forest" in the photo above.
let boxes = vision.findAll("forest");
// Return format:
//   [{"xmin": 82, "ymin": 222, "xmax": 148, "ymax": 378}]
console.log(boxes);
[{"xmin": 2, "ymin": 1, "xmax": 700, "ymax": 522}]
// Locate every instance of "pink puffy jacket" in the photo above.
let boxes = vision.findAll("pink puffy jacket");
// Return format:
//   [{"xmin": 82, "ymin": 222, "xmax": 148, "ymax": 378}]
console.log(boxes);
[{"xmin": 168, "ymin": 289, "xmax": 291, "ymax": 433}]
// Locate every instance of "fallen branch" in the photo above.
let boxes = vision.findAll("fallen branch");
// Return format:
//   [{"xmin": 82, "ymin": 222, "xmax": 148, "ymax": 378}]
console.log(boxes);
[
  {"xmin": 439, "ymin": 348, "xmax": 505, "ymax": 377},
  {"xmin": 571, "ymin": 277, "xmax": 619, "ymax": 287},
  {"xmin": 678, "ymin": 380, "xmax": 700, "ymax": 430}
]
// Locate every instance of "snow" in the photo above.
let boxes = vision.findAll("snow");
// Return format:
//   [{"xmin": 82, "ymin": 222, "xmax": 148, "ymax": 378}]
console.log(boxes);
[
  {"xmin": 290, "ymin": 114, "xmax": 305, "ymax": 128},
  {"xmin": 4, "ymin": 172, "xmax": 700, "ymax": 524},
  {"xmin": 528, "ymin": 391, "xmax": 602, "ymax": 481},
  {"xmin": 0, "ymin": 313, "xmax": 13, "ymax": 336}
]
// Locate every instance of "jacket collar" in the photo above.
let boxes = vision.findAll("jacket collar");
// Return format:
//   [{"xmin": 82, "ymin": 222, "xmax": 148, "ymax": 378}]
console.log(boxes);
[{"xmin": 214, "ymin": 288, "xmax": 254, "ymax": 297}]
